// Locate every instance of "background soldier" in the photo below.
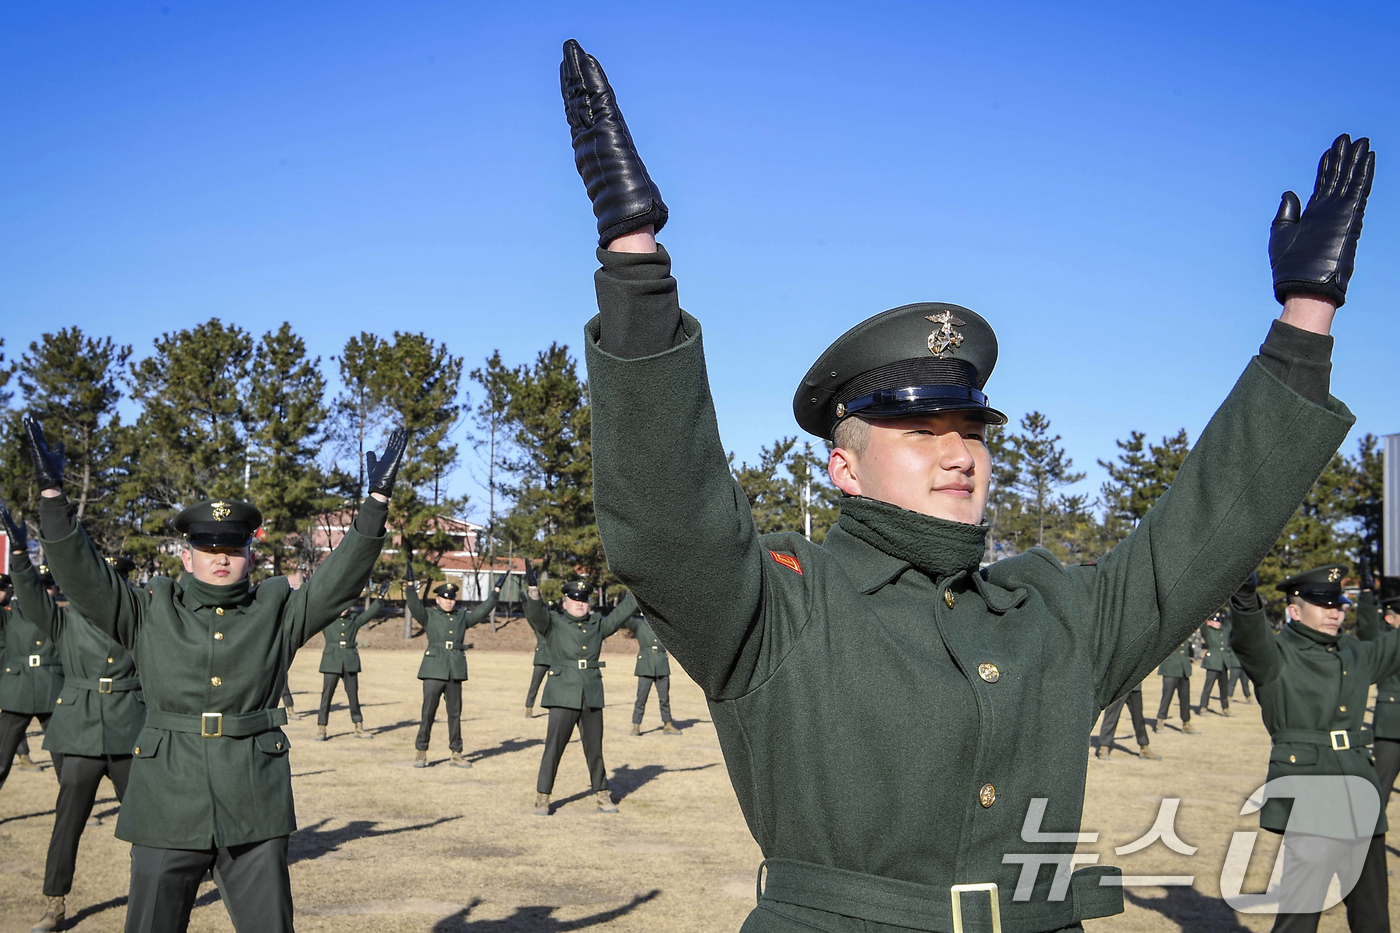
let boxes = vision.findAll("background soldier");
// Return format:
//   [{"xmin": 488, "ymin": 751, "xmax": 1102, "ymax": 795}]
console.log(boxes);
[
  {"xmin": 0, "ymin": 560, "xmax": 64, "ymax": 792},
  {"xmin": 1232, "ymin": 568, "xmax": 1399, "ymax": 931},
  {"xmin": 1154, "ymin": 639, "xmax": 1196, "ymax": 733},
  {"xmin": 407, "ymin": 575, "xmax": 501, "ymax": 768},
  {"xmin": 1198, "ymin": 614, "xmax": 1234, "ymax": 716},
  {"xmin": 625, "ymin": 611, "xmax": 679, "ymax": 735},
  {"xmin": 28, "ymin": 415, "xmax": 406, "ymax": 933},
  {"xmin": 1226, "ymin": 614, "xmax": 1253, "ymax": 704},
  {"xmin": 3, "ymin": 505, "xmax": 143, "ymax": 933},
  {"xmin": 1094, "ymin": 680, "xmax": 1159, "ymax": 760},
  {"xmin": 316, "ymin": 584, "xmax": 385, "ymax": 741},
  {"xmin": 524, "ymin": 563, "xmax": 636, "ymax": 816},
  {"xmin": 1355, "ymin": 584, "xmax": 1400, "ymax": 814},
  {"xmin": 525, "ymin": 621, "xmax": 550, "ymax": 718}
]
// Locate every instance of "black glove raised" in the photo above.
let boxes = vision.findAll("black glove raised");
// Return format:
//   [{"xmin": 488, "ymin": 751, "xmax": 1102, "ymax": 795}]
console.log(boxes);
[
  {"xmin": 365, "ymin": 427, "xmax": 408, "ymax": 497},
  {"xmin": 1269, "ymin": 134, "xmax": 1375, "ymax": 308},
  {"xmin": 1231, "ymin": 572, "xmax": 1260, "ymax": 613},
  {"xmin": 0, "ymin": 503, "xmax": 30, "ymax": 555},
  {"xmin": 378, "ymin": 580, "xmax": 392, "ymax": 598},
  {"xmin": 493, "ymin": 572, "xmax": 508, "ymax": 592},
  {"xmin": 1361, "ymin": 556, "xmax": 1376, "ymax": 593},
  {"xmin": 561, "ymin": 39, "xmax": 669, "ymax": 247},
  {"xmin": 523, "ymin": 559, "xmax": 538, "ymax": 588},
  {"xmin": 23, "ymin": 415, "xmax": 65, "ymax": 491}
]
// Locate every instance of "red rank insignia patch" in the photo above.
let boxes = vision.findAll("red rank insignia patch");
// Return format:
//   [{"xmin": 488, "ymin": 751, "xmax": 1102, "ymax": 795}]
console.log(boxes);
[{"xmin": 769, "ymin": 551, "xmax": 802, "ymax": 575}]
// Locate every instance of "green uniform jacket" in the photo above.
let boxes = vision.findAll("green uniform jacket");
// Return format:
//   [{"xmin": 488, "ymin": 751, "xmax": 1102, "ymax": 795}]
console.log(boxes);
[
  {"xmin": 1157, "ymin": 640, "xmax": 1192, "ymax": 679},
  {"xmin": 584, "ymin": 292, "xmax": 1351, "ymax": 930},
  {"xmin": 0, "ymin": 592, "xmax": 64, "ymax": 715},
  {"xmin": 1354, "ymin": 592, "xmax": 1400, "ymax": 740},
  {"xmin": 408, "ymin": 586, "xmax": 497, "ymax": 682},
  {"xmin": 525, "ymin": 593, "xmax": 637, "ymax": 710},
  {"xmin": 1221, "ymin": 618, "xmax": 1242, "ymax": 669},
  {"xmin": 627, "ymin": 614, "xmax": 671, "ymax": 678},
  {"xmin": 1200, "ymin": 623, "xmax": 1229, "ymax": 672},
  {"xmin": 37, "ymin": 494, "xmax": 388, "ymax": 850},
  {"xmin": 1231, "ymin": 598, "xmax": 1400, "ymax": 835},
  {"xmin": 319, "ymin": 599, "xmax": 381, "ymax": 675},
  {"xmin": 9, "ymin": 556, "xmax": 144, "ymax": 756},
  {"xmin": 532, "ymin": 627, "xmax": 551, "ymax": 666}
]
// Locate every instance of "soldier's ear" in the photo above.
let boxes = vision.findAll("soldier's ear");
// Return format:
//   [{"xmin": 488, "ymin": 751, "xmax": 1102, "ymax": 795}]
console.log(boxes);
[{"xmin": 828, "ymin": 447, "xmax": 862, "ymax": 497}]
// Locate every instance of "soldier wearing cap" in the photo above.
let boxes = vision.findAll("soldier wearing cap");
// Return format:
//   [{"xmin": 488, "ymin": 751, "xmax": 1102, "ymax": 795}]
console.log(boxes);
[
  {"xmin": 559, "ymin": 38, "xmax": 1372, "ymax": 932},
  {"xmin": 1198, "ymin": 613, "xmax": 1235, "ymax": 717},
  {"xmin": 406, "ymin": 574, "xmax": 502, "ymax": 768},
  {"xmin": 1354, "ymin": 586, "xmax": 1400, "ymax": 815},
  {"xmin": 315, "ymin": 584, "xmax": 385, "ymax": 741},
  {"xmin": 26, "ymin": 415, "xmax": 406, "ymax": 933},
  {"xmin": 1093, "ymin": 680, "xmax": 1159, "ymax": 760},
  {"xmin": 624, "ymin": 611, "xmax": 680, "ymax": 736},
  {"xmin": 1226, "ymin": 619, "xmax": 1253, "ymax": 705},
  {"xmin": 3, "ymin": 505, "xmax": 143, "ymax": 932},
  {"xmin": 1231, "ymin": 567, "xmax": 1399, "ymax": 930},
  {"xmin": 0, "ymin": 555, "xmax": 64, "ymax": 794},
  {"xmin": 524, "ymin": 564, "xmax": 637, "ymax": 815},
  {"xmin": 1153, "ymin": 638, "xmax": 1198, "ymax": 734},
  {"xmin": 525, "ymin": 620, "xmax": 551, "ymax": 718}
]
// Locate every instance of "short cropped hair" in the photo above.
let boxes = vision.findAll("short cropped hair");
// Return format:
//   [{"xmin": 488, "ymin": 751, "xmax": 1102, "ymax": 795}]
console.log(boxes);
[{"xmin": 832, "ymin": 417, "xmax": 872, "ymax": 457}]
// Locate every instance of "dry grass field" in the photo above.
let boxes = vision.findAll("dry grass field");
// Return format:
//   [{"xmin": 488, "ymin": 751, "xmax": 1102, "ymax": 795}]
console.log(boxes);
[{"xmin": 1, "ymin": 616, "xmax": 1396, "ymax": 932}]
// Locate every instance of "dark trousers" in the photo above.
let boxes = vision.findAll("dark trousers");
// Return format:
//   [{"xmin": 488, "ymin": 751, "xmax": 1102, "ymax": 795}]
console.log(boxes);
[
  {"xmin": 1374, "ymin": 737, "xmax": 1400, "ymax": 814},
  {"xmin": 416, "ymin": 678, "xmax": 462, "ymax": 752},
  {"xmin": 525, "ymin": 664, "xmax": 549, "ymax": 708},
  {"xmin": 1098, "ymin": 689, "xmax": 1149, "ymax": 748},
  {"xmin": 633, "ymin": 675, "xmax": 672, "ymax": 724},
  {"xmin": 1199, "ymin": 668, "xmax": 1229, "ymax": 711},
  {"xmin": 126, "ymin": 836, "xmax": 293, "ymax": 933},
  {"xmin": 44, "ymin": 753, "xmax": 132, "ymax": 896},
  {"xmin": 537, "ymin": 702, "xmax": 606, "ymax": 794},
  {"xmin": 317, "ymin": 672, "xmax": 361, "ymax": 726},
  {"xmin": 1228, "ymin": 666, "xmax": 1253, "ymax": 699},
  {"xmin": 1156, "ymin": 676, "xmax": 1191, "ymax": 723},
  {"xmin": 0, "ymin": 710, "xmax": 53, "ymax": 790},
  {"xmin": 280, "ymin": 683, "xmax": 295, "ymax": 709},
  {"xmin": 1270, "ymin": 833, "xmax": 1389, "ymax": 933}
]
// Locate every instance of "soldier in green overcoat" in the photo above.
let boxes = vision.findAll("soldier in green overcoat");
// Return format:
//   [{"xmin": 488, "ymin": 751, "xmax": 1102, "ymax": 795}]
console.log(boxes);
[
  {"xmin": 407, "ymin": 575, "xmax": 501, "ymax": 768},
  {"xmin": 525, "ymin": 623, "xmax": 551, "ymax": 718},
  {"xmin": 558, "ymin": 39, "xmax": 1371, "ymax": 932},
  {"xmin": 0, "ymin": 559, "xmax": 64, "ymax": 791},
  {"xmin": 27, "ymin": 416, "xmax": 406, "ymax": 933},
  {"xmin": 3, "ymin": 507, "xmax": 144, "ymax": 932},
  {"xmin": 625, "ymin": 611, "xmax": 679, "ymax": 735},
  {"xmin": 1154, "ymin": 639, "xmax": 1197, "ymax": 733},
  {"xmin": 524, "ymin": 567, "xmax": 637, "ymax": 815},
  {"xmin": 1197, "ymin": 614, "xmax": 1235, "ymax": 716},
  {"xmin": 315, "ymin": 584, "xmax": 384, "ymax": 741},
  {"xmin": 1354, "ymin": 588, "xmax": 1400, "ymax": 813},
  {"xmin": 1225, "ymin": 615, "xmax": 1253, "ymax": 704},
  {"xmin": 1231, "ymin": 567, "xmax": 1399, "ymax": 931}
]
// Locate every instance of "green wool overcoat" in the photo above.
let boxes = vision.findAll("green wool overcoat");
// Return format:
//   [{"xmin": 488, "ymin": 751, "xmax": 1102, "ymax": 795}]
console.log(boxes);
[
  {"xmin": 532, "ymin": 626, "xmax": 551, "ymax": 666},
  {"xmin": 1200, "ymin": 623, "xmax": 1229, "ymax": 672},
  {"xmin": 582, "ymin": 247, "xmax": 1352, "ymax": 933},
  {"xmin": 1354, "ymin": 592, "xmax": 1400, "ymax": 740},
  {"xmin": 1157, "ymin": 640, "xmax": 1193, "ymax": 679},
  {"xmin": 9, "ymin": 556, "xmax": 144, "ymax": 756},
  {"xmin": 319, "ymin": 599, "xmax": 381, "ymax": 675},
  {"xmin": 0, "ymin": 588, "xmax": 64, "ymax": 716},
  {"xmin": 408, "ymin": 586, "xmax": 497, "ymax": 682},
  {"xmin": 37, "ymin": 493, "xmax": 387, "ymax": 850},
  {"xmin": 1231, "ymin": 597, "xmax": 1400, "ymax": 835},
  {"xmin": 525, "ymin": 592, "xmax": 637, "ymax": 710},
  {"xmin": 628, "ymin": 614, "xmax": 671, "ymax": 678}
]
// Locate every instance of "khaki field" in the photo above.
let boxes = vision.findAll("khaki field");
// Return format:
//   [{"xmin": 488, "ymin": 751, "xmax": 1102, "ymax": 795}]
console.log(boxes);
[{"xmin": 1, "ymin": 616, "xmax": 1396, "ymax": 932}]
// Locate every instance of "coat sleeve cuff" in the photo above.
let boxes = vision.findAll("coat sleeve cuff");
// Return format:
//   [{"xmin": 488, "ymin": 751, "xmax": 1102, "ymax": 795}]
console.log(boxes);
[
  {"xmin": 593, "ymin": 244, "xmax": 687, "ymax": 359},
  {"xmin": 37, "ymin": 493, "xmax": 76, "ymax": 541},
  {"xmin": 1257, "ymin": 319, "xmax": 1333, "ymax": 406},
  {"xmin": 353, "ymin": 497, "xmax": 389, "ymax": 537}
]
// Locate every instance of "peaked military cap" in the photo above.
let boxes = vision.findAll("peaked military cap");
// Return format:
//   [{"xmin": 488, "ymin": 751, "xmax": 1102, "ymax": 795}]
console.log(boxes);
[
  {"xmin": 433, "ymin": 582, "xmax": 459, "ymax": 599},
  {"xmin": 174, "ymin": 499, "xmax": 262, "ymax": 548},
  {"xmin": 1277, "ymin": 564, "xmax": 1350, "ymax": 607},
  {"xmin": 106, "ymin": 555, "xmax": 137, "ymax": 577},
  {"xmin": 562, "ymin": 579, "xmax": 593, "ymax": 602},
  {"xmin": 0, "ymin": 573, "xmax": 11, "ymax": 588},
  {"xmin": 1380, "ymin": 594, "xmax": 1400, "ymax": 613},
  {"xmin": 793, "ymin": 302, "xmax": 1008, "ymax": 440}
]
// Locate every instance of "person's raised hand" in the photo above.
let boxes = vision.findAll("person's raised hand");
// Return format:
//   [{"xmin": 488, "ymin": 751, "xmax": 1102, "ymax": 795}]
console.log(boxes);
[
  {"xmin": 1270, "ymin": 134, "xmax": 1375, "ymax": 308},
  {"xmin": 0, "ymin": 503, "xmax": 29, "ymax": 554},
  {"xmin": 523, "ymin": 559, "xmax": 539, "ymax": 589},
  {"xmin": 561, "ymin": 39, "xmax": 668, "ymax": 247},
  {"xmin": 365, "ymin": 427, "xmax": 408, "ymax": 500},
  {"xmin": 23, "ymin": 415, "xmax": 65, "ymax": 492}
]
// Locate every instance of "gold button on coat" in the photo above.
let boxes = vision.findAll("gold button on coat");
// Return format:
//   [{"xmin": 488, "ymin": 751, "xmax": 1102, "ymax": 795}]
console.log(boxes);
[
  {"xmin": 215, "ymin": 607, "xmax": 225, "ymax": 615},
  {"xmin": 1289, "ymin": 755, "xmax": 1297, "ymax": 763},
  {"xmin": 56, "ymin": 698, "xmax": 62, "ymax": 704},
  {"xmin": 978, "ymin": 663, "xmax": 1000, "ymax": 683},
  {"xmin": 1339, "ymin": 705, "xmax": 1347, "ymax": 712},
  {"xmin": 108, "ymin": 657, "xmax": 115, "ymax": 663},
  {"xmin": 211, "ymin": 676, "xmax": 222, "ymax": 686},
  {"xmin": 979, "ymin": 784, "xmax": 996, "ymax": 808},
  {"xmin": 214, "ymin": 632, "xmax": 223, "ymax": 640},
  {"xmin": 133, "ymin": 747, "xmax": 140, "ymax": 755},
  {"xmin": 944, "ymin": 589, "xmax": 955, "ymax": 609}
]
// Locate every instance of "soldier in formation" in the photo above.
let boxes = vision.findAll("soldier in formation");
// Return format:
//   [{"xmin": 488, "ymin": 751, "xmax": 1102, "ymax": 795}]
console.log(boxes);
[
  {"xmin": 525, "ymin": 617, "xmax": 550, "ymax": 718},
  {"xmin": 27, "ymin": 415, "xmax": 406, "ymax": 933},
  {"xmin": 0, "ymin": 560, "xmax": 64, "ymax": 793},
  {"xmin": 316, "ymin": 584, "xmax": 385, "ymax": 740},
  {"xmin": 1154, "ymin": 638, "xmax": 1197, "ymax": 733},
  {"xmin": 524, "ymin": 563, "xmax": 636, "ymax": 815},
  {"xmin": 625, "ymin": 610, "xmax": 679, "ymax": 735},
  {"xmin": 3, "ymin": 505, "xmax": 144, "ymax": 933},
  {"xmin": 1197, "ymin": 614, "xmax": 1235, "ymax": 716},
  {"xmin": 1094, "ymin": 679, "xmax": 1159, "ymax": 760},
  {"xmin": 1231, "ymin": 567, "xmax": 1397, "ymax": 932},
  {"xmin": 559, "ymin": 37, "xmax": 1369, "ymax": 931},
  {"xmin": 407, "ymin": 573, "xmax": 502, "ymax": 768},
  {"xmin": 1355, "ymin": 582, "xmax": 1400, "ymax": 814}
]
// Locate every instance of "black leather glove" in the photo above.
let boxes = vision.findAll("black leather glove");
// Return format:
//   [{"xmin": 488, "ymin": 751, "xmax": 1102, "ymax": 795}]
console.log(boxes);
[
  {"xmin": 561, "ymin": 39, "xmax": 669, "ymax": 246},
  {"xmin": 378, "ymin": 580, "xmax": 392, "ymax": 598},
  {"xmin": 1269, "ymin": 134, "xmax": 1375, "ymax": 307},
  {"xmin": 1231, "ymin": 572, "xmax": 1260, "ymax": 613},
  {"xmin": 365, "ymin": 427, "xmax": 408, "ymax": 497},
  {"xmin": 404, "ymin": 556, "xmax": 417, "ymax": 584},
  {"xmin": 523, "ymin": 559, "xmax": 538, "ymax": 588},
  {"xmin": 1361, "ymin": 556, "xmax": 1376, "ymax": 593},
  {"xmin": 0, "ymin": 503, "xmax": 29, "ymax": 555},
  {"xmin": 492, "ymin": 572, "xmax": 508, "ymax": 592},
  {"xmin": 23, "ymin": 415, "xmax": 65, "ymax": 490}
]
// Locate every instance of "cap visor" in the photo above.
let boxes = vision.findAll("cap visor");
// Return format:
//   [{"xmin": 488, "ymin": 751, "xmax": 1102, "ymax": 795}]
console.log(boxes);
[
  {"xmin": 187, "ymin": 533, "xmax": 252, "ymax": 548},
  {"xmin": 858, "ymin": 399, "xmax": 1008, "ymax": 426}
]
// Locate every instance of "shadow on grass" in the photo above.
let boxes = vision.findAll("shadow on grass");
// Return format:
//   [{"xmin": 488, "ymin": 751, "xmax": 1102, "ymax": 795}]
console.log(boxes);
[
  {"xmin": 1124, "ymin": 886, "xmax": 1253, "ymax": 932},
  {"xmin": 433, "ymin": 890, "xmax": 661, "ymax": 931},
  {"xmin": 467, "ymin": 736, "xmax": 543, "ymax": 762},
  {"xmin": 64, "ymin": 894, "xmax": 129, "ymax": 926}
]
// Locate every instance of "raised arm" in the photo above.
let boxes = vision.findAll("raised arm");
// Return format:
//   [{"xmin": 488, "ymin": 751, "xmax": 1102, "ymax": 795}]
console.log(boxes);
[
  {"xmin": 1228, "ymin": 578, "xmax": 1283, "ymax": 686},
  {"xmin": 460, "ymin": 580, "xmax": 502, "ymax": 628},
  {"xmin": 522, "ymin": 560, "xmax": 552, "ymax": 636},
  {"xmin": 404, "ymin": 582, "xmax": 428, "ymax": 624},
  {"xmin": 601, "ymin": 591, "xmax": 639, "ymax": 638},
  {"xmin": 1, "ymin": 508, "xmax": 64, "ymax": 640}
]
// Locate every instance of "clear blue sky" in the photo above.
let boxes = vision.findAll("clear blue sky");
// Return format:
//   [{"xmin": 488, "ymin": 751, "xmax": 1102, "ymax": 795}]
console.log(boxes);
[{"xmin": 3, "ymin": 1, "xmax": 1398, "ymax": 521}]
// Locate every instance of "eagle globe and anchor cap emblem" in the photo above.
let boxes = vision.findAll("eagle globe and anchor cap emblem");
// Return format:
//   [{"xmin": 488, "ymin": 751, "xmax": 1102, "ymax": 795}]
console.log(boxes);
[
  {"xmin": 210, "ymin": 501, "xmax": 232, "ymax": 522},
  {"xmin": 925, "ymin": 310, "xmax": 965, "ymax": 358},
  {"xmin": 1329, "ymin": 567, "xmax": 1342, "ymax": 583}
]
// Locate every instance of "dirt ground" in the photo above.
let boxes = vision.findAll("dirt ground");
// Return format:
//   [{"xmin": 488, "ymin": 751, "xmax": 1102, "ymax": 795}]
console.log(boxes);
[{"xmin": 1, "ymin": 616, "xmax": 1396, "ymax": 932}]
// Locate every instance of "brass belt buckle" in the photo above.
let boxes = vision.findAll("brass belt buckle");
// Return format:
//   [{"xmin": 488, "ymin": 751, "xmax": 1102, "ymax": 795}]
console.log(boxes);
[
  {"xmin": 339, "ymin": 640, "xmax": 348, "ymax": 647},
  {"xmin": 950, "ymin": 882, "xmax": 1001, "ymax": 933},
  {"xmin": 1331, "ymin": 730, "xmax": 1350, "ymax": 751},
  {"xmin": 445, "ymin": 641, "xmax": 454, "ymax": 650},
  {"xmin": 578, "ymin": 659, "xmax": 588, "ymax": 669},
  {"xmin": 98, "ymin": 677, "xmax": 114, "ymax": 694},
  {"xmin": 201, "ymin": 712, "xmax": 223, "ymax": 738},
  {"xmin": 29, "ymin": 654, "xmax": 42, "ymax": 667}
]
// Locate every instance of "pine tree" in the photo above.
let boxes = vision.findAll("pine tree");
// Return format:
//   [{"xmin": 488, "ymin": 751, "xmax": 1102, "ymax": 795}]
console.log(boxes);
[
  {"xmin": 1098, "ymin": 428, "xmax": 1190, "ymax": 539},
  {"xmin": 1010, "ymin": 412, "xmax": 1086, "ymax": 548},
  {"xmin": 731, "ymin": 438, "xmax": 838, "ymax": 542},
  {"xmin": 985, "ymin": 422, "xmax": 1029, "ymax": 560},
  {"xmin": 468, "ymin": 351, "xmax": 515, "ymax": 577},
  {"xmin": 330, "ymin": 333, "xmax": 391, "ymax": 497}
]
